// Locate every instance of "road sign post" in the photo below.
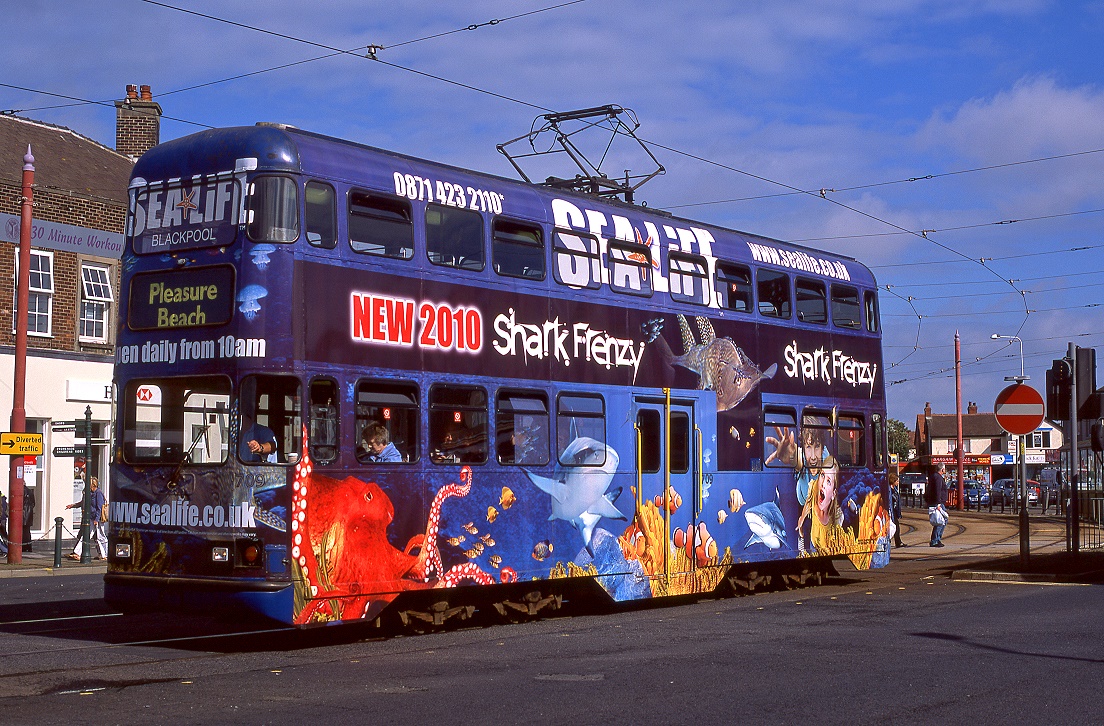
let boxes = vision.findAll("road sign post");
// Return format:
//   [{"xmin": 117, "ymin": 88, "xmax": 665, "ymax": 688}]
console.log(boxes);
[{"xmin": 994, "ymin": 383, "xmax": 1045, "ymax": 566}]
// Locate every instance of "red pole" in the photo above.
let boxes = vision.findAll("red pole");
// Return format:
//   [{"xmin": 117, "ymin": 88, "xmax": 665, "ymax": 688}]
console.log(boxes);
[
  {"xmin": 8, "ymin": 146, "xmax": 34, "ymax": 564},
  {"xmin": 954, "ymin": 330, "xmax": 964, "ymax": 511}
]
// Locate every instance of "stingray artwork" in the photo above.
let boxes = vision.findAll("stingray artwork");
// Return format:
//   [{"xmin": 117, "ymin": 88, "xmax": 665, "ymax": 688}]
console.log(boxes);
[{"xmin": 671, "ymin": 315, "xmax": 776, "ymax": 412}]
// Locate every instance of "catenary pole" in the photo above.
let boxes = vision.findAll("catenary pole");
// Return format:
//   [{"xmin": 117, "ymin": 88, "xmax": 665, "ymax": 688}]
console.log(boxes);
[
  {"xmin": 7, "ymin": 146, "xmax": 34, "ymax": 564},
  {"xmin": 955, "ymin": 331, "xmax": 964, "ymax": 510}
]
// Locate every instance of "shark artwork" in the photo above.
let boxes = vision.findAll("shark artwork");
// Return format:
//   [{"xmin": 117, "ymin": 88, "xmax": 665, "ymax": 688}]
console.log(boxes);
[
  {"xmin": 672, "ymin": 315, "xmax": 777, "ymax": 412},
  {"xmin": 744, "ymin": 502, "xmax": 787, "ymax": 550},
  {"xmin": 525, "ymin": 437, "xmax": 627, "ymax": 554}
]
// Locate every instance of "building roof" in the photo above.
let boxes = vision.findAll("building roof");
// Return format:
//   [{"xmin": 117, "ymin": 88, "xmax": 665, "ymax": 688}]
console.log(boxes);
[
  {"xmin": 924, "ymin": 413, "xmax": 1003, "ymax": 439},
  {"xmin": 0, "ymin": 114, "xmax": 131, "ymax": 204}
]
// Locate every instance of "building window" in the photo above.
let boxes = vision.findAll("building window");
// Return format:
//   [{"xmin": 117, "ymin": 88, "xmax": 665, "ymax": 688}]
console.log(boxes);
[
  {"xmin": 13, "ymin": 250, "xmax": 53, "ymax": 336},
  {"xmin": 1030, "ymin": 431, "xmax": 1051, "ymax": 449},
  {"xmin": 79, "ymin": 263, "xmax": 114, "ymax": 342}
]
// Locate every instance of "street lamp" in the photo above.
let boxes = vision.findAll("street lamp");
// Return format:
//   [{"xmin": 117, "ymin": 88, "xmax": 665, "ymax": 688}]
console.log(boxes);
[{"xmin": 991, "ymin": 333, "xmax": 1028, "ymax": 381}]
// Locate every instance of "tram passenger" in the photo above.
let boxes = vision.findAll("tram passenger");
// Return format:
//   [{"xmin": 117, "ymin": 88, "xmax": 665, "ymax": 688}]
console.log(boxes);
[
  {"xmin": 240, "ymin": 415, "xmax": 277, "ymax": 463},
  {"xmin": 361, "ymin": 423, "xmax": 402, "ymax": 463}
]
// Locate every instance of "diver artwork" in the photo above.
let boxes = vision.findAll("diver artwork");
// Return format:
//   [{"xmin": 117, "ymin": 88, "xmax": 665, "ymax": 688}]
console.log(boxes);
[{"xmin": 669, "ymin": 315, "xmax": 777, "ymax": 412}]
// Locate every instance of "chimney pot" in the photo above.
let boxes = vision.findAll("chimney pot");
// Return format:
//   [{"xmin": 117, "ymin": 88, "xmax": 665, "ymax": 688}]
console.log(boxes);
[
  {"xmin": 140, "ymin": 85, "xmax": 152, "ymax": 101},
  {"xmin": 126, "ymin": 84, "xmax": 138, "ymax": 100}
]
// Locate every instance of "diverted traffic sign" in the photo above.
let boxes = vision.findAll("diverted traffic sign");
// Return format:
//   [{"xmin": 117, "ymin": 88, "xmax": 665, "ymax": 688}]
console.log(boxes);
[
  {"xmin": 0, "ymin": 432, "xmax": 43, "ymax": 456},
  {"xmin": 994, "ymin": 383, "xmax": 1045, "ymax": 435}
]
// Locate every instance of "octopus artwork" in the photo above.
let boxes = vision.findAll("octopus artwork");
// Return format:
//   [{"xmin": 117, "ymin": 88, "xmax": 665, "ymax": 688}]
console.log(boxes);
[{"xmin": 290, "ymin": 432, "xmax": 508, "ymax": 624}]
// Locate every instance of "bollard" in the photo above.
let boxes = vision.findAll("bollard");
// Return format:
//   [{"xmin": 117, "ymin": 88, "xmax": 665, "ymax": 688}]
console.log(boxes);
[{"xmin": 53, "ymin": 516, "xmax": 63, "ymax": 568}]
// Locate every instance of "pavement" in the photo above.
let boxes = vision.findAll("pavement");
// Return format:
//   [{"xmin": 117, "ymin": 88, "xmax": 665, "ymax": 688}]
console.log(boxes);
[
  {"xmin": 2, "ymin": 508, "xmax": 1102, "ymax": 582},
  {"xmin": 0, "ymin": 537, "xmax": 107, "ymax": 578}
]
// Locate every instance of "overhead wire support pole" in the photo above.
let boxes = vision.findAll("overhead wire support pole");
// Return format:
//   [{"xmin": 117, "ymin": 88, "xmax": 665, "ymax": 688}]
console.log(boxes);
[
  {"xmin": 7, "ymin": 146, "xmax": 33, "ymax": 564},
  {"xmin": 1068, "ymin": 344, "xmax": 1079, "ymax": 556}
]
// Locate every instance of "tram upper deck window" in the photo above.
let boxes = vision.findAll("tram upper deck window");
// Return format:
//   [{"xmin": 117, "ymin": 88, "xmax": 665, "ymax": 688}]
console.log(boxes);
[
  {"xmin": 836, "ymin": 414, "xmax": 865, "ymax": 467},
  {"xmin": 305, "ymin": 181, "xmax": 337, "ymax": 249},
  {"xmin": 553, "ymin": 227, "xmax": 602, "ymax": 290},
  {"xmin": 426, "ymin": 204, "xmax": 484, "ymax": 271},
  {"xmin": 668, "ymin": 251, "xmax": 709, "ymax": 306},
  {"xmin": 239, "ymin": 375, "xmax": 302, "ymax": 465},
  {"xmin": 356, "ymin": 380, "xmax": 418, "ymax": 464},
  {"xmin": 496, "ymin": 391, "xmax": 550, "ymax": 466},
  {"xmin": 864, "ymin": 290, "xmax": 880, "ymax": 333},
  {"xmin": 757, "ymin": 269, "xmax": 791, "ymax": 318},
  {"xmin": 492, "ymin": 219, "xmax": 544, "ymax": 280},
  {"xmin": 556, "ymin": 394, "xmax": 606, "ymax": 466},
  {"xmin": 608, "ymin": 239, "xmax": 653, "ymax": 297},
  {"xmin": 715, "ymin": 262, "xmax": 753, "ymax": 313},
  {"xmin": 348, "ymin": 190, "xmax": 414, "ymax": 260},
  {"xmin": 831, "ymin": 284, "xmax": 862, "ymax": 329},
  {"xmin": 121, "ymin": 376, "xmax": 231, "ymax": 465},
  {"xmin": 796, "ymin": 278, "xmax": 827, "ymax": 324},
  {"xmin": 246, "ymin": 176, "xmax": 299, "ymax": 243},
  {"xmin": 763, "ymin": 407, "xmax": 797, "ymax": 468},
  {"xmin": 429, "ymin": 385, "xmax": 487, "ymax": 464}
]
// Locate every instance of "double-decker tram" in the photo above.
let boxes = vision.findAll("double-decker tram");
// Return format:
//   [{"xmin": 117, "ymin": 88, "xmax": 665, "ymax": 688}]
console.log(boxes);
[{"xmin": 106, "ymin": 123, "xmax": 890, "ymax": 626}]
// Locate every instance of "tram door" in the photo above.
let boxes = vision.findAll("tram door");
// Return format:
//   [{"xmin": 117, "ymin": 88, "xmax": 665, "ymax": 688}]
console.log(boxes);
[{"xmin": 634, "ymin": 395, "xmax": 698, "ymax": 577}]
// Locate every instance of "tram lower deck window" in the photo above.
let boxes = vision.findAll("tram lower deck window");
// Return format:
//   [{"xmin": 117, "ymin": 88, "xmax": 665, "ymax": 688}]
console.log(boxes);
[
  {"xmin": 429, "ymin": 385, "xmax": 488, "ymax": 464},
  {"xmin": 121, "ymin": 376, "xmax": 231, "ymax": 465},
  {"xmin": 356, "ymin": 380, "xmax": 418, "ymax": 464},
  {"xmin": 557, "ymin": 394, "xmax": 606, "ymax": 466}
]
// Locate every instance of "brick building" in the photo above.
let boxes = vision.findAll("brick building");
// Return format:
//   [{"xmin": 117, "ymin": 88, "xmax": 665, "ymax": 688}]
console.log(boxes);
[
  {"xmin": 0, "ymin": 85, "xmax": 160, "ymax": 538},
  {"xmin": 914, "ymin": 401, "xmax": 1063, "ymax": 488}
]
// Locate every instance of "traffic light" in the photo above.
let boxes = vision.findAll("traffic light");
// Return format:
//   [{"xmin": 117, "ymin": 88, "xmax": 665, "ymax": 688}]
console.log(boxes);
[
  {"xmin": 1076, "ymin": 347, "xmax": 1097, "ymax": 418},
  {"xmin": 1092, "ymin": 422, "xmax": 1104, "ymax": 453},
  {"xmin": 1047, "ymin": 359, "xmax": 1071, "ymax": 421}
]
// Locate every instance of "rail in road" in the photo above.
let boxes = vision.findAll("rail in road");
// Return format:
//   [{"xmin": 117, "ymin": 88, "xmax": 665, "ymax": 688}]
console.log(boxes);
[{"xmin": 892, "ymin": 507, "xmax": 1068, "ymax": 565}]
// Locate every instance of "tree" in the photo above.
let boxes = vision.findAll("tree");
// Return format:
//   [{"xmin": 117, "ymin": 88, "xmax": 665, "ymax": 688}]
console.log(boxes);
[{"xmin": 887, "ymin": 418, "xmax": 912, "ymax": 461}]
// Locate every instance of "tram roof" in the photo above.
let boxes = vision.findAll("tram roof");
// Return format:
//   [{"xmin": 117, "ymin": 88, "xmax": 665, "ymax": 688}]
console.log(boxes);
[{"xmin": 131, "ymin": 124, "xmax": 877, "ymax": 288}]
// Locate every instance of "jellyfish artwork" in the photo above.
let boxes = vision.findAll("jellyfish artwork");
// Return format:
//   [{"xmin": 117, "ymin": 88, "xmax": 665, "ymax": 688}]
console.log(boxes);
[
  {"xmin": 249, "ymin": 244, "xmax": 276, "ymax": 269},
  {"xmin": 237, "ymin": 284, "xmax": 268, "ymax": 321}
]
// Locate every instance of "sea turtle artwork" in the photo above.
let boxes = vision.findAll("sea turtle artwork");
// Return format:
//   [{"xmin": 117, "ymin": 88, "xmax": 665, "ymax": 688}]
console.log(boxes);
[{"xmin": 672, "ymin": 315, "xmax": 777, "ymax": 412}]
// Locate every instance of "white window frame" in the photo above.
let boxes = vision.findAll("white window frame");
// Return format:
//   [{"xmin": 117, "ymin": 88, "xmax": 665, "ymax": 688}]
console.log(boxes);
[
  {"xmin": 13, "ymin": 250, "xmax": 54, "ymax": 337},
  {"xmin": 79, "ymin": 263, "xmax": 114, "ymax": 343}
]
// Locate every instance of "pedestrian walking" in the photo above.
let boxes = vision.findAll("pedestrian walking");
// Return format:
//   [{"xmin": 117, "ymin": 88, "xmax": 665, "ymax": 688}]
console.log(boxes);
[
  {"xmin": 22, "ymin": 485, "xmax": 35, "ymax": 553},
  {"xmin": 66, "ymin": 477, "xmax": 107, "ymax": 560},
  {"xmin": 889, "ymin": 472, "xmax": 905, "ymax": 548},
  {"xmin": 925, "ymin": 463, "xmax": 948, "ymax": 547}
]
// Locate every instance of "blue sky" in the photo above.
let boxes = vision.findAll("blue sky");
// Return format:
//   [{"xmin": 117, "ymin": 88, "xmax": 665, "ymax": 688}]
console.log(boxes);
[{"xmin": 3, "ymin": 0, "xmax": 1103, "ymax": 425}]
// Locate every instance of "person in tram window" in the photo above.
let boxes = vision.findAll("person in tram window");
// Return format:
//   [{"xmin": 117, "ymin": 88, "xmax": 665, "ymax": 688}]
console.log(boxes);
[
  {"xmin": 240, "ymin": 415, "xmax": 277, "ymax": 463},
  {"xmin": 362, "ymin": 423, "xmax": 402, "ymax": 463}
]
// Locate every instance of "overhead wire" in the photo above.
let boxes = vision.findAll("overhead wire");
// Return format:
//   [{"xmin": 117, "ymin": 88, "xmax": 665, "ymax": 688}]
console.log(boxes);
[{"xmin": 12, "ymin": 1, "xmax": 1097, "ymax": 375}]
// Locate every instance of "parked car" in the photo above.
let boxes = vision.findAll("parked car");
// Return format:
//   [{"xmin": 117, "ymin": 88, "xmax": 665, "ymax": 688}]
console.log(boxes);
[
  {"xmin": 964, "ymin": 483, "xmax": 990, "ymax": 508},
  {"xmin": 991, "ymin": 479, "xmax": 1017, "ymax": 506},
  {"xmin": 991, "ymin": 478, "xmax": 1039, "ymax": 505}
]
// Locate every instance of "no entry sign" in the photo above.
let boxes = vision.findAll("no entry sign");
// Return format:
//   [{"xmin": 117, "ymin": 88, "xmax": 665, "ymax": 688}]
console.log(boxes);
[{"xmin": 994, "ymin": 383, "xmax": 1045, "ymax": 435}]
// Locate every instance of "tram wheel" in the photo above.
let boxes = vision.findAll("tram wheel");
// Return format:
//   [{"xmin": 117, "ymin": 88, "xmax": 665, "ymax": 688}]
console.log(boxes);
[
  {"xmin": 493, "ymin": 590, "xmax": 562, "ymax": 620},
  {"xmin": 397, "ymin": 600, "xmax": 475, "ymax": 631}
]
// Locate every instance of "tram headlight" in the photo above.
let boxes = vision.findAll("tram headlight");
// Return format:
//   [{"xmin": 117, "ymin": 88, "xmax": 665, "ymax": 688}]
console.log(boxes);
[
  {"xmin": 211, "ymin": 546, "xmax": 230, "ymax": 563},
  {"xmin": 114, "ymin": 542, "xmax": 132, "ymax": 560}
]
